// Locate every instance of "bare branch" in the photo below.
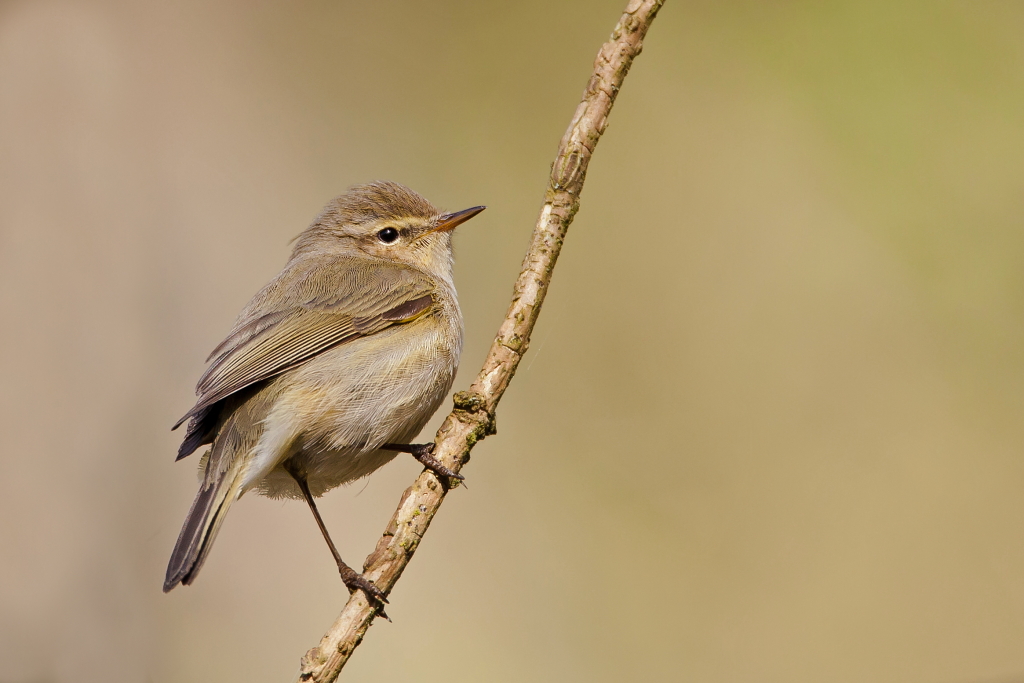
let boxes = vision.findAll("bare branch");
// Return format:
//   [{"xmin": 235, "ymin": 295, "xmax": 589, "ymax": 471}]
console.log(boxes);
[{"xmin": 295, "ymin": 1, "xmax": 665, "ymax": 679}]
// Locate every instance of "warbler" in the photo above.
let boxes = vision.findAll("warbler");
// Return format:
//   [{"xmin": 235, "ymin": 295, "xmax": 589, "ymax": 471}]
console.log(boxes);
[{"xmin": 164, "ymin": 181, "xmax": 484, "ymax": 603}]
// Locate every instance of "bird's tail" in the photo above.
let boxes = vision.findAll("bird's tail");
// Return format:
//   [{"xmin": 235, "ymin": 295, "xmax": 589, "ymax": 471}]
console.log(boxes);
[{"xmin": 163, "ymin": 449, "xmax": 245, "ymax": 592}]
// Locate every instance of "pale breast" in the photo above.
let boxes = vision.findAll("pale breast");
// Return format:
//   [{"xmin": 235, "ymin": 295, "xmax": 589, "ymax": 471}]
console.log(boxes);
[{"xmin": 244, "ymin": 296, "xmax": 463, "ymax": 498}]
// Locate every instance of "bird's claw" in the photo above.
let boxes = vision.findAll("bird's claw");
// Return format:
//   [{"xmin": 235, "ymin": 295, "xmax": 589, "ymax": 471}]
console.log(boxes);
[
  {"xmin": 409, "ymin": 443, "xmax": 465, "ymax": 482},
  {"xmin": 382, "ymin": 442, "xmax": 465, "ymax": 484},
  {"xmin": 339, "ymin": 565, "xmax": 388, "ymax": 605}
]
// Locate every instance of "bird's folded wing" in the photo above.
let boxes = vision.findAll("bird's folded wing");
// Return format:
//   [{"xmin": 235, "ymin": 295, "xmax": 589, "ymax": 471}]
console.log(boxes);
[{"xmin": 173, "ymin": 256, "xmax": 435, "ymax": 430}]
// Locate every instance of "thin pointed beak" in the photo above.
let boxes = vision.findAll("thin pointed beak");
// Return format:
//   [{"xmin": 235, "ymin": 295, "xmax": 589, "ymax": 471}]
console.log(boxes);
[{"xmin": 431, "ymin": 205, "xmax": 486, "ymax": 234}]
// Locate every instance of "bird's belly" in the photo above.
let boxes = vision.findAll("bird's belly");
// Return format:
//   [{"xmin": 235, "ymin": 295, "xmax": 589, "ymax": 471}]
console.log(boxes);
[{"xmin": 245, "ymin": 318, "xmax": 460, "ymax": 498}]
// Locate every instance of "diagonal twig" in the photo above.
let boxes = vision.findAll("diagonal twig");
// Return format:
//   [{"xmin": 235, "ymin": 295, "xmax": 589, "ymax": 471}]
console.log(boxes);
[{"xmin": 294, "ymin": 1, "xmax": 665, "ymax": 679}]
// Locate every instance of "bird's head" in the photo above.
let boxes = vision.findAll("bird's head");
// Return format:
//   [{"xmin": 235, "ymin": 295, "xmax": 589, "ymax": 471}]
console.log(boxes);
[{"xmin": 293, "ymin": 181, "xmax": 485, "ymax": 282}]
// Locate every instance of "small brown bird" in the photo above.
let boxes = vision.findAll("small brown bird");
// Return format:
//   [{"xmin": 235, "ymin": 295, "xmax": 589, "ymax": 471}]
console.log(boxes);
[{"xmin": 164, "ymin": 181, "xmax": 484, "ymax": 603}]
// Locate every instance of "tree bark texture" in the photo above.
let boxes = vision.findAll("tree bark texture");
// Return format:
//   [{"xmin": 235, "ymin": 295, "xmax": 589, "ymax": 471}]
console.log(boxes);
[{"xmin": 295, "ymin": 1, "xmax": 665, "ymax": 679}]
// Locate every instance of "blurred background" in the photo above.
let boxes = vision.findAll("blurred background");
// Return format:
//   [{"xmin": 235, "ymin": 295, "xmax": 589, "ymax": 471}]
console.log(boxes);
[{"xmin": 2, "ymin": 1, "xmax": 1023, "ymax": 681}]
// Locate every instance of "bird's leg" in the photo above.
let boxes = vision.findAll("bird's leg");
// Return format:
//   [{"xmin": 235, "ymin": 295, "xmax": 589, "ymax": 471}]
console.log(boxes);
[
  {"xmin": 381, "ymin": 442, "xmax": 464, "ymax": 483},
  {"xmin": 284, "ymin": 460, "xmax": 388, "ymax": 608}
]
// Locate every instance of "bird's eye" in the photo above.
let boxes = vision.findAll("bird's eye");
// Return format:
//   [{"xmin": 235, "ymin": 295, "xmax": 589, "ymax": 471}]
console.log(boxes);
[{"xmin": 377, "ymin": 227, "xmax": 399, "ymax": 244}]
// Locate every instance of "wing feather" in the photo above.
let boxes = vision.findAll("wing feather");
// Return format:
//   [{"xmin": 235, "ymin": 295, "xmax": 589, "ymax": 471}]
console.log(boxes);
[{"xmin": 173, "ymin": 256, "xmax": 435, "ymax": 438}]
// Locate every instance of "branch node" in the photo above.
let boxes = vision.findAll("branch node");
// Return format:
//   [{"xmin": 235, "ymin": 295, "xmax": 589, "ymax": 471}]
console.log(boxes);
[
  {"xmin": 452, "ymin": 390, "xmax": 487, "ymax": 413},
  {"xmin": 299, "ymin": 647, "xmax": 324, "ymax": 680},
  {"xmin": 453, "ymin": 390, "xmax": 497, "ymax": 442}
]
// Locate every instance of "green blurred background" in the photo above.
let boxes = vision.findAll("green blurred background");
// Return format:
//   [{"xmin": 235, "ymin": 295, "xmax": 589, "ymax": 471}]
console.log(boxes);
[{"xmin": 2, "ymin": 1, "xmax": 1023, "ymax": 681}]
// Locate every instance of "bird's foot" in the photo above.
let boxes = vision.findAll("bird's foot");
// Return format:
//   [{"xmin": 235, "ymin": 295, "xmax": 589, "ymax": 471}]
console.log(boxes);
[
  {"xmin": 382, "ymin": 442, "xmax": 465, "ymax": 484},
  {"xmin": 338, "ymin": 562, "xmax": 388, "ymax": 608}
]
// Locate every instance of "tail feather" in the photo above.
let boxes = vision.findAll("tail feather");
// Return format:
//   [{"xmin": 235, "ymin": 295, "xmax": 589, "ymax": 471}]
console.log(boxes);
[
  {"xmin": 163, "ymin": 460, "xmax": 243, "ymax": 592},
  {"xmin": 165, "ymin": 388, "xmax": 270, "ymax": 592}
]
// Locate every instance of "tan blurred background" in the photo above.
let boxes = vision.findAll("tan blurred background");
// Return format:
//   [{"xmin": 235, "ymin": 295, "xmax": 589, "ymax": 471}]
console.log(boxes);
[{"xmin": 2, "ymin": 1, "xmax": 1023, "ymax": 681}]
